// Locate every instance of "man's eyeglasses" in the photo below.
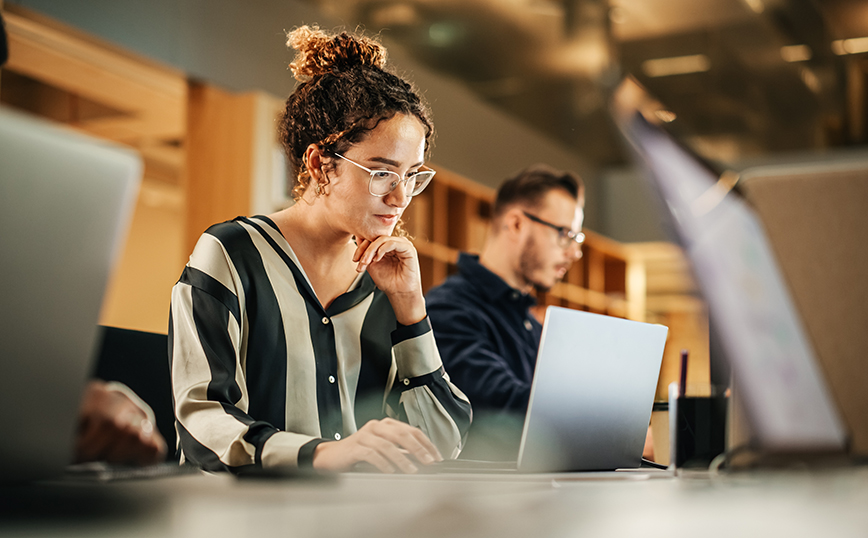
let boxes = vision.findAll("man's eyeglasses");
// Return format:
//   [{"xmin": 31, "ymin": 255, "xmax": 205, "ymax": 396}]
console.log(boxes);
[
  {"xmin": 333, "ymin": 152, "xmax": 435, "ymax": 197},
  {"xmin": 523, "ymin": 211, "xmax": 585, "ymax": 249}
]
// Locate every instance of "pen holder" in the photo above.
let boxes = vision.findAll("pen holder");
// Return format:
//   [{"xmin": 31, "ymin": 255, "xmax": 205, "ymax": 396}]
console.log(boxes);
[{"xmin": 669, "ymin": 384, "xmax": 728, "ymax": 469}]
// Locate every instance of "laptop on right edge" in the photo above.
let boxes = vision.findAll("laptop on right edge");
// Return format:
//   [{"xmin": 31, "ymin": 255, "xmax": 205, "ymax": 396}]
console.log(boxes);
[{"xmin": 610, "ymin": 77, "xmax": 849, "ymax": 458}]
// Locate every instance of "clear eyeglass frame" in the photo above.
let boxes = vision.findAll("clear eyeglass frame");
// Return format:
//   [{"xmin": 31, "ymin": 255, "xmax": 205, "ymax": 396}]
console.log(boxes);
[
  {"xmin": 333, "ymin": 152, "xmax": 435, "ymax": 197},
  {"xmin": 522, "ymin": 211, "xmax": 585, "ymax": 249}
]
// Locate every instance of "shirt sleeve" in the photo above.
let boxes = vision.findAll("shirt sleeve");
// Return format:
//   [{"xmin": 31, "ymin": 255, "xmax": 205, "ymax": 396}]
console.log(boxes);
[
  {"xmin": 169, "ymin": 232, "xmax": 321, "ymax": 472},
  {"xmin": 427, "ymin": 302, "xmax": 532, "ymax": 413},
  {"xmin": 386, "ymin": 318, "xmax": 472, "ymax": 460}
]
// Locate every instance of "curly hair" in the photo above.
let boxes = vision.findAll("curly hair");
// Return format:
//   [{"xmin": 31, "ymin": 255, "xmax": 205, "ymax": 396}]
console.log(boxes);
[{"xmin": 278, "ymin": 25, "xmax": 434, "ymax": 202}]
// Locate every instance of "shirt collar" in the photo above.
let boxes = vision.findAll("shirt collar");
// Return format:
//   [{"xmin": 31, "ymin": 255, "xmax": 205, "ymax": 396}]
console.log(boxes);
[{"xmin": 456, "ymin": 252, "xmax": 536, "ymax": 308}]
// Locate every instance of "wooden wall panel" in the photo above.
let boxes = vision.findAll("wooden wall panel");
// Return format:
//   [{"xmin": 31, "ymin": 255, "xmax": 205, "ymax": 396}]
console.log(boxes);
[{"xmin": 185, "ymin": 83, "xmax": 257, "ymax": 252}]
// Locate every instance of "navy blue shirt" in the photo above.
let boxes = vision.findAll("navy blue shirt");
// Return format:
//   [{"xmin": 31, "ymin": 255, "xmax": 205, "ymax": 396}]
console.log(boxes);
[{"xmin": 426, "ymin": 253, "xmax": 543, "ymax": 414}]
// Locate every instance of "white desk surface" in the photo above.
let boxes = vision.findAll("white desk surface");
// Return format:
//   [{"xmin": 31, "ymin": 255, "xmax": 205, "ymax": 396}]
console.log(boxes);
[{"xmin": 2, "ymin": 467, "xmax": 867, "ymax": 538}]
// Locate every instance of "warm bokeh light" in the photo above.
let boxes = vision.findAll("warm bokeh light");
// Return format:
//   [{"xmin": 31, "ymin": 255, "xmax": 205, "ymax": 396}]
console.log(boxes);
[
  {"xmin": 742, "ymin": 0, "xmax": 765, "ymax": 14},
  {"xmin": 781, "ymin": 44, "xmax": 812, "ymax": 62},
  {"xmin": 641, "ymin": 54, "xmax": 711, "ymax": 77},
  {"xmin": 832, "ymin": 36, "xmax": 868, "ymax": 55}
]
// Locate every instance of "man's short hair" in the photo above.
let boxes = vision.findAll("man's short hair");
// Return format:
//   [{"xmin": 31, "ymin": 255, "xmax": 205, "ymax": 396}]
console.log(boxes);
[{"xmin": 492, "ymin": 164, "xmax": 584, "ymax": 218}]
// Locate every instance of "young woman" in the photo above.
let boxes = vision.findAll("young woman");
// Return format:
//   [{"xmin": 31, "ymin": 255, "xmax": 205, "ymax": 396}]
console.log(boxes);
[{"xmin": 170, "ymin": 26, "xmax": 471, "ymax": 474}]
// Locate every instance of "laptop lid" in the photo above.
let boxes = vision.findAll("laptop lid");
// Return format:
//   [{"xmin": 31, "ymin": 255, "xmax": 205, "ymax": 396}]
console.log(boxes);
[
  {"xmin": 738, "ymin": 161, "xmax": 868, "ymax": 456},
  {"xmin": 517, "ymin": 306, "xmax": 668, "ymax": 472},
  {"xmin": 0, "ymin": 107, "xmax": 141, "ymax": 483},
  {"xmin": 610, "ymin": 77, "xmax": 848, "ymax": 453}
]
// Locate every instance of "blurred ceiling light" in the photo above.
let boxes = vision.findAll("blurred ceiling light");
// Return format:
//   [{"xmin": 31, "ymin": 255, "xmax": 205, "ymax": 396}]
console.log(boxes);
[
  {"xmin": 370, "ymin": 3, "xmax": 420, "ymax": 27},
  {"xmin": 654, "ymin": 109, "xmax": 677, "ymax": 123},
  {"xmin": 780, "ymin": 44, "xmax": 812, "ymax": 62},
  {"xmin": 549, "ymin": 37, "xmax": 611, "ymax": 77},
  {"xmin": 642, "ymin": 54, "xmax": 711, "ymax": 77},
  {"xmin": 832, "ymin": 37, "xmax": 868, "ymax": 55},
  {"xmin": 742, "ymin": 0, "xmax": 765, "ymax": 14}
]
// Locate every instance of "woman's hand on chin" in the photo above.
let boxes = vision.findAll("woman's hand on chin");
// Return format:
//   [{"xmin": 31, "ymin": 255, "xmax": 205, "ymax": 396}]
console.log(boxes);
[{"xmin": 353, "ymin": 235, "xmax": 426, "ymax": 325}]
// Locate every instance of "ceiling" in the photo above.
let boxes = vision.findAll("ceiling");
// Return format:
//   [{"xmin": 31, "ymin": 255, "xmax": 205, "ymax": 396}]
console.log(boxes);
[{"xmin": 308, "ymin": 0, "xmax": 868, "ymax": 170}]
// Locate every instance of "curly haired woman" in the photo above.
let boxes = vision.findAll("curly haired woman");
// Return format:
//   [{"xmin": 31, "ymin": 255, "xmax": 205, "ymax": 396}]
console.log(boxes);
[{"xmin": 170, "ymin": 25, "xmax": 471, "ymax": 474}]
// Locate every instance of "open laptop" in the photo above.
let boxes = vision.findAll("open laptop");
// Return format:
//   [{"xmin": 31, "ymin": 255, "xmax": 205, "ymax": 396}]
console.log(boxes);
[
  {"xmin": 421, "ymin": 306, "xmax": 668, "ymax": 474},
  {"xmin": 610, "ymin": 77, "xmax": 848, "ymax": 456},
  {"xmin": 517, "ymin": 306, "xmax": 668, "ymax": 472},
  {"xmin": 0, "ymin": 107, "xmax": 141, "ymax": 483}
]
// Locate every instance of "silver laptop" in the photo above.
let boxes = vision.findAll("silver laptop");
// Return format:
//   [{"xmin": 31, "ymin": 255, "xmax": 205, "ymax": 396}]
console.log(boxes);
[
  {"xmin": 516, "ymin": 306, "xmax": 668, "ymax": 472},
  {"xmin": 0, "ymin": 107, "xmax": 141, "ymax": 483},
  {"xmin": 421, "ymin": 306, "xmax": 667, "ymax": 474}
]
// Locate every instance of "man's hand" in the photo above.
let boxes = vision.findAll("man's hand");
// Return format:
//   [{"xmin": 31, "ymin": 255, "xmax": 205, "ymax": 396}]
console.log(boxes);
[
  {"xmin": 312, "ymin": 418, "xmax": 443, "ymax": 474},
  {"xmin": 74, "ymin": 380, "xmax": 167, "ymax": 466}
]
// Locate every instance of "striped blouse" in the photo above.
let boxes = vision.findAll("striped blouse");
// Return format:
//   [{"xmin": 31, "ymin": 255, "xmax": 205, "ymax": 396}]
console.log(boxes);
[{"xmin": 169, "ymin": 216, "xmax": 471, "ymax": 472}]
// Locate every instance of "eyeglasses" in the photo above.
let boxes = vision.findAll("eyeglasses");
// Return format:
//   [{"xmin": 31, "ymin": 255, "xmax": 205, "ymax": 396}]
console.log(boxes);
[
  {"xmin": 333, "ymin": 152, "xmax": 435, "ymax": 197},
  {"xmin": 523, "ymin": 211, "xmax": 585, "ymax": 249}
]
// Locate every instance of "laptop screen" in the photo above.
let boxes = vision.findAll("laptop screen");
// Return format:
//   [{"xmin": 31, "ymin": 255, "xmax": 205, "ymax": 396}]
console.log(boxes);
[
  {"xmin": 611, "ymin": 78, "xmax": 847, "ymax": 452},
  {"xmin": 517, "ymin": 307, "xmax": 668, "ymax": 472}
]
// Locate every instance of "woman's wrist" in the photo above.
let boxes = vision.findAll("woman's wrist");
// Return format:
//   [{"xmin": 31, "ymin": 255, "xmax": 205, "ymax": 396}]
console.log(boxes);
[{"xmin": 387, "ymin": 291, "xmax": 426, "ymax": 326}]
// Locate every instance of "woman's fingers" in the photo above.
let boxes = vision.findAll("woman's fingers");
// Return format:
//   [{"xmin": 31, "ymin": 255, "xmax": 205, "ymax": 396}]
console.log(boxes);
[
  {"xmin": 358, "ymin": 448, "xmax": 398, "ymax": 474},
  {"xmin": 352, "ymin": 238, "xmax": 372, "ymax": 263},
  {"xmin": 354, "ymin": 238, "xmax": 385, "ymax": 272},
  {"xmin": 373, "ymin": 418, "xmax": 442, "ymax": 464},
  {"xmin": 355, "ymin": 236, "xmax": 413, "ymax": 268},
  {"xmin": 312, "ymin": 418, "xmax": 441, "ymax": 473},
  {"xmin": 359, "ymin": 436, "xmax": 418, "ymax": 474}
]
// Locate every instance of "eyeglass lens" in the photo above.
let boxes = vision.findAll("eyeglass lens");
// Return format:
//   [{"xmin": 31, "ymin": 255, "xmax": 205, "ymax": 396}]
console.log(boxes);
[{"xmin": 369, "ymin": 170, "xmax": 434, "ymax": 197}]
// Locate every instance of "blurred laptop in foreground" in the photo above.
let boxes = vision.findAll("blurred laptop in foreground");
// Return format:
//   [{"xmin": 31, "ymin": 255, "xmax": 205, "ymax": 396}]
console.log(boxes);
[
  {"xmin": 611, "ymin": 77, "xmax": 852, "ymax": 463},
  {"xmin": 0, "ymin": 107, "xmax": 141, "ymax": 483}
]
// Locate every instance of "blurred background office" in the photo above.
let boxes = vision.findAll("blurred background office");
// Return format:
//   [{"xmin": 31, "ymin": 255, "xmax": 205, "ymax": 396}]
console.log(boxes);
[{"xmin": 2, "ymin": 0, "xmax": 866, "ymax": 463}]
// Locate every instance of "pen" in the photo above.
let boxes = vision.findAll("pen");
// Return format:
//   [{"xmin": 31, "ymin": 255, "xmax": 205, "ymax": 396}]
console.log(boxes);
[{"xmin": 679, "ymin": 349, "xmax": 689, "ymax": 398}]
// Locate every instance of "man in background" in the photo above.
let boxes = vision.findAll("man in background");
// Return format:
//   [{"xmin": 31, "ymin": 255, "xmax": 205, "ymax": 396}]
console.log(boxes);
[{"xmin": 426, "ymin": 164, "xmax": 585, "ymax": 458}]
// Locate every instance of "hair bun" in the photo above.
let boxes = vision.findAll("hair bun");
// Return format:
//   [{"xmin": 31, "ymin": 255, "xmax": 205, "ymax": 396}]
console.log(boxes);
[{"xmin": 287, "ymin": 25, "xmax": 387, "ymax": 81}]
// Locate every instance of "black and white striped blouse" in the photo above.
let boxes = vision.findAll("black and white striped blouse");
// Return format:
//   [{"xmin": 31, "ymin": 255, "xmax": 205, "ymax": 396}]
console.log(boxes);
[{"xmin": 169, "ymin": 216, "xmax": 471, "ymax": 472}]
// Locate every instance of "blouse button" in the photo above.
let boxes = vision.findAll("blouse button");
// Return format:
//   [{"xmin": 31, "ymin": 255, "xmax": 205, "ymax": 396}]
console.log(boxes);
[
  {"xmin": 334, "ymin": 433, "xmax": 341, "ymax": 440},
  {"xmin": 322, "ymin": 317, "xmax": 329, "ymax": 325},
  {"xmin": 328, "ymin": 375, "xmax": 335, "ymax": 384},
  {"xmin": 524, "ymin": 320, "xmax": 533, "ymax": 331}
]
